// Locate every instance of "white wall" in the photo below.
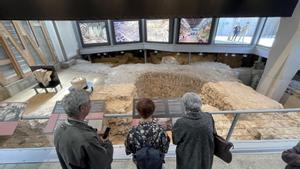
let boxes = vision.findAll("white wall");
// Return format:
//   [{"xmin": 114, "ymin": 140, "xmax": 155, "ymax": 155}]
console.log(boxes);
[{"xmin": 55, "ymin": 21, "xmax": 79, "ymax": 59}]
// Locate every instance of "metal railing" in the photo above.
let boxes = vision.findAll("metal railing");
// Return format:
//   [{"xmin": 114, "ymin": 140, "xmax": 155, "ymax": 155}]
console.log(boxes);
[{"xmin": 21, "ymin": 108, "xmax": 300, "ymax": 141}]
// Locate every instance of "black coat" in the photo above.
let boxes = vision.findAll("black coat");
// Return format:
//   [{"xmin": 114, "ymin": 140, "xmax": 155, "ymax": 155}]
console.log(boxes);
[
  {"xmin": 172, "ymin": 112, "xmax": 215, "ymax": 169},
  {"xmin": 282, "ymin": 142, "xmax": 300, "ymax": 169}
]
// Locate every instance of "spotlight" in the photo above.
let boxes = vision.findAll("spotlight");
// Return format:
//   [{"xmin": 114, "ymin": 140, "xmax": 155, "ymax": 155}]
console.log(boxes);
[
  {"xmin": 243, "ymin": 54, "xmax": 247, "ymax": 57},
  {"xmin": 198, "ymin": 53, "xmax": 203, "ymax": 56},
  {"xmin": 154, "ymin": 50, "xmax": 158, "ymax": 54},
  {"xmin": 176, "ymin": 52, "xmax": 180, "ymax": 55},
  {"xmin": 121, "ymin": 51, "xmax": 124, "ymax": 54},
  {"xmin": 231, "ymin": 54, "xmax": 236, "ymax": 57},
  {"xmin": 104, "ymin": 53, "xmax": 107, "ymax": 55},
  {"xmin": 97, "ymin": 53, "xmax": 101, "ymax": 56},
  {"xmin": 225, "ymin": 53, "xmax": 228, "ymax": 56}
]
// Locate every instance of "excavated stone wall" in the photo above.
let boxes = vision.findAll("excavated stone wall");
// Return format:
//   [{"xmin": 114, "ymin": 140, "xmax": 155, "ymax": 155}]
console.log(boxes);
[
  {"xmin": 201, "ymin": 81, "xmax": 283, "ymax": 110},
  {"xmin": 96, "ymin": 70, "xmax": 295, "ymax": 143},
  {"xmin": 91, "ymin": 84, "xmax": 136, "ymax": 144},
  {"xmin": 135, "ymin": 72, "xmax": 203, "ymax": 98}
]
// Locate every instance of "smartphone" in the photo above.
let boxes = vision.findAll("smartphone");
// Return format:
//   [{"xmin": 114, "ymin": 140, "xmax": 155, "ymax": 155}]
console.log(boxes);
[{"xmin": 102, "ymin": 127, "xmax": 111, "ymax": 139}]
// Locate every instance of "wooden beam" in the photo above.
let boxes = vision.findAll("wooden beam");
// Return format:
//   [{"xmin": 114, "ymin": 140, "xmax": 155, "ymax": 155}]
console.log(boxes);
[
  {"xmin": 11, "ymin": 21, "xmax": 36, "ymax": 66},
  {"xmin": 0, "ymin": 59, "xmax": 11, "ymax": 66},
  {"xmin": 25, "ymin": 35, "xmax": 48, "ymax": 65},
  {"xmin": 40, "ymin": 21, "xmax": 58, "ymax": 64},
  {"xmin": 28, "ymin": 21, "xmax": 40, "ymax": 46},
  {"xmin": 27, "ymin": 21, "xmax": 49, "ymax": 65},
  {"xmin": 0, "ymin": 22, "xmax": 35, "ymax": 66},
  {"xmin": 3, "ymin": 75, "xmax": 20, "ymax": 86},
  {"xmin": 0, "ymin": 71, "xmax": 5, "ymax": 86},
  {"xmin": 0, "ymin": 36, "xmax": 24, "ymax": 78},
  {"xmin": 0, "ymin": 21, "xmax": 25, "ymax": 50},
  {"xmin": 12, "ymin": 21, "xmax": 39, "ymax": 66}
]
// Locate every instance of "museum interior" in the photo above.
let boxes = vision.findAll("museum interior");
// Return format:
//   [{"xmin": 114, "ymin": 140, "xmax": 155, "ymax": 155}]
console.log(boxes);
[{"xmin": 0, "ymin": 0, "xmax": 299, "ymax": 168}]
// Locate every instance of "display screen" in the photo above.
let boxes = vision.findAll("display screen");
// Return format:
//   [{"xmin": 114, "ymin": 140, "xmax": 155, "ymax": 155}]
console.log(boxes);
[
  {"xmin": 178, "ymin": 18, "xmax": 213, "ymax": 43},
  {"xmin": 113, "ymin": 20, "xmax": 140, "ymax": 43},
  {"xmin": 78, "ymin": 21, "xmax": 108, "ymax": 45},
  {"xmin": 215, "ymin": 17, "xmax": 259, "ymax": 45},
  {"xmin": 146, "ymin": 19, "xmax": 170, "ymax": 42}
]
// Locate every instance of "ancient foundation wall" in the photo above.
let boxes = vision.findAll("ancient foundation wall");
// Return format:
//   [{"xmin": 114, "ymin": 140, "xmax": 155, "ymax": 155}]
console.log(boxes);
[
  {"xmin": 91, "ymin": 84, "xmax": 136, "ymax": 143},
  {"xmin": 201, "ymin": 81, "xmax": 283, "ymax": 110},
  {"xmin": 135, "ymin": 72, "xmax": 204, "ymax": 98}
]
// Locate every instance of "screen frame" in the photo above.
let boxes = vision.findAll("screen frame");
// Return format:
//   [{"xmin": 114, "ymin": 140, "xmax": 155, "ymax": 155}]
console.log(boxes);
[
  {"xmin": 111, "ymin": 19, "xmax": 143, "ymax": 44},
  {"xmin": 77, "ymin": 20, "xmax": 110, "ymax": 47},
  {"xmin": 144, "ymin": 18, "xmax": 173, "ymax": 44},
  {"xmin": 177, "ymin": 18, "xmax": 216, "ymax": 45}
]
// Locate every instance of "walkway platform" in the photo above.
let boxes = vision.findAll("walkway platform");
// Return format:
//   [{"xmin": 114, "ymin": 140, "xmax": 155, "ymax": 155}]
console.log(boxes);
[
  {"xmin": 0, "ymin": 153, "xmax": 287, "ymax": 169},
  {"xmin": 0, "ymin": 139, "xmax": 297, "ymax": 168}
]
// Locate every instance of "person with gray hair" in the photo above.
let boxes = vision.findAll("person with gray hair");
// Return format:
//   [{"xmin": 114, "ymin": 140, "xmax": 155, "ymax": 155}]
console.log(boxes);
[
  {"xmin": 172, "ymin": 92, "xmax": 216, "ymax": 169},
  {"xmin": 54, "ymin": 89, "xmax": 113, "ymax": 169}
]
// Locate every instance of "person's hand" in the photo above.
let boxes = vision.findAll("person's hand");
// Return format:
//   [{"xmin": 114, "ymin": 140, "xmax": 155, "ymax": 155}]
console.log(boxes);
[
  {"xmin": 97, "ymin": 129, "xmax": 109, "ymax": 143},
  {"xmin": 100, "ymin": 136, "xmax": 109, "ymax": 143}
]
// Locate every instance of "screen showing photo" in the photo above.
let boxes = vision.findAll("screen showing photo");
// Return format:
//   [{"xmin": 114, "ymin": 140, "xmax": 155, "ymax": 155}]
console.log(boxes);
[
  {"xmin": 178, "ymin": 18, "xmax": 213, "ymax": 43},
  {"xmin": 79, "ymin": 21, "xmax": 108, "ymax": 45},
  {"xmin": 113, "ymin": 20, "xmax": 140, "ymax": 43},
  {"xmin": 215, "ymin": 17, "xmax": 259, "ymax": 45},
  {"xmin": 146, "ymin": 19, "xmax": 170, "ymax": 42}
]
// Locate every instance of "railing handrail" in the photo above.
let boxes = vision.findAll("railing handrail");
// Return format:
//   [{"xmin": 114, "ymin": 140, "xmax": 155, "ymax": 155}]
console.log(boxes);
[
  {"xmin": 21, "ymin": 108, "xmax": 300, "ymax": 141},
  {"xmin": 21, "ymin": 108, "xmax": 300, "ymax": 120}
]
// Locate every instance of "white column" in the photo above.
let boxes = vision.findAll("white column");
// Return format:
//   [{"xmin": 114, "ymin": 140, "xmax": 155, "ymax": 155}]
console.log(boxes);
[{"xmin": 257, "ymin": 3, "xmax": 300, "ymax": 101}]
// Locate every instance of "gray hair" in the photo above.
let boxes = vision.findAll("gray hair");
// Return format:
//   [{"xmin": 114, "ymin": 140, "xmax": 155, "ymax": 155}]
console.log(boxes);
[
  {"xmin": 182, "ymin": 92, "xmax": 202, "ymax": 113},
  {"xmin": 62, "ymin": 89, "xmax": 90, "ymax": 117}
]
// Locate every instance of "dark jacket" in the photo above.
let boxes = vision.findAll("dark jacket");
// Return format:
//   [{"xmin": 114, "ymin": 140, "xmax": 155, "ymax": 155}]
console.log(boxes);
[
  {"xmin": 54, "ymin": 118, "xmax": 113, "ymax": 169},
  {"xmin": 282, "ymin": 142, "xmax": 300, "ymax": 169},
  {"xmin": 172, "ymin": 112, "xmax": 215, "ymax": 169}
]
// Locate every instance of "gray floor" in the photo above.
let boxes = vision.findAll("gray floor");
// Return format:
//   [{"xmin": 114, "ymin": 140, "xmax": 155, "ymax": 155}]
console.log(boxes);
[{"xmin": 0, "ymin": 153, "xmax": 287, "ymax": 169}]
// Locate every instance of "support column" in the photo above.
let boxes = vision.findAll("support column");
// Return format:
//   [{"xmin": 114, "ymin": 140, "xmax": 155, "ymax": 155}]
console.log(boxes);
[{"xmin": 257, "ymin": 2, "xmax": 300, "ymax": 101}]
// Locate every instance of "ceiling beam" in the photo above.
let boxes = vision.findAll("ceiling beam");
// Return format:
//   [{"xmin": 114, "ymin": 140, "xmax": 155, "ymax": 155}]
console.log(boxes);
[{"xmin": 0, "ymin": 0, "xmax": 298, "ymax": 19}]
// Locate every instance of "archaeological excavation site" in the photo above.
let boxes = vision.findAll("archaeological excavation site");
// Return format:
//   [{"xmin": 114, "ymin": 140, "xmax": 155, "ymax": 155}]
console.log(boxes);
[
  {"xmin": 0, "ymin": 52, "xmax": 299, "ymax": 148},
  {"xmin": 0, "ymin": 8, "xmax": 300, "ymax": 168}
]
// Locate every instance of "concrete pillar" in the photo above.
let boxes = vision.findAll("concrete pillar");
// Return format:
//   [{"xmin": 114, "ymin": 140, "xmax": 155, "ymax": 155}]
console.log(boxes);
[{"xmin": 257, "ymin": 2, "xmax": 300, "ymax": 101}]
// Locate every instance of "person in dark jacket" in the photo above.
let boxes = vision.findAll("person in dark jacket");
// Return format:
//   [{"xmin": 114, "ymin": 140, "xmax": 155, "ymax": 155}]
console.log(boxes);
[
  {"xmin": 282, "ymin": 141, "xmax": 300, "ymax": 169},
  {"xmin": 172, "ymin": 92, "xmax": 215, "ymax": 169},
  {"xmin": 54, "ymin": 90, "xmax": 113, "ymax": 169},
  {"xmin": 125, "ymin": 98, "xmax": 170, "ymax": 169}
]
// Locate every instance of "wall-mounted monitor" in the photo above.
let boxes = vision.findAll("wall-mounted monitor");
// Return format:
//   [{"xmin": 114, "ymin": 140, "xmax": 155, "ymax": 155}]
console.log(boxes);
[
  {"xmin": 214, "ymin": 17, "xmax": 259, "ymax": 45},
  {"xmin": 77, "ymin": 21, "xmax": 109, "ymax": 47},
  {"xmin": 146, "ymin": 19, "xmax": 171, "ymax": 43},
  {"xmin": 178, "ymin": 18, "xmax": 213, "ymax": 44},
  {"xmin": 112, "ymin": 20, "xmax": 141, "ymax": 44}
]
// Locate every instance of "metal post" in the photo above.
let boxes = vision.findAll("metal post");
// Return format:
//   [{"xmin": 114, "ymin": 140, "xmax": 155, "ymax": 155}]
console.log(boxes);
[
  {"xmin": 144, "ymin": 49, "xmax": 147, "ymax": 63},
  {"xmin": 188, "ymin": 52, "xmax": 191, "ymax": 64},
  {"xmin": 226, "ymin": 113, "xmax": 240, "ymax": 141}
]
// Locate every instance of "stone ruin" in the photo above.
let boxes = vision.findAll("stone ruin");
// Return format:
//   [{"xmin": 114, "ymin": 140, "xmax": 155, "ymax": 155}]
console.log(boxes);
[{"xmin": 88, "ymin": 62, "xmax": 299, "ymax": 144}]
